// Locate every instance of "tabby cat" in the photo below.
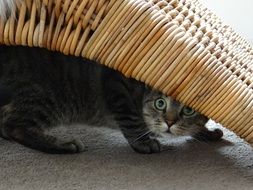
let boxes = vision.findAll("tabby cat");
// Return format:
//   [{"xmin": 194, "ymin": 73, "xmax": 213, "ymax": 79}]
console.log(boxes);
[{"xmin": 0, "ymin": 46, "xmax": 223, "ymax": 154}]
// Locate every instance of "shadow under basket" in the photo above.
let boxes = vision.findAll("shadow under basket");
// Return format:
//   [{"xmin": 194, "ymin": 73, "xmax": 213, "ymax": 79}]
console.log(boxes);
[{"xmin": 0, "ymin": 0, "xmax": 253, "ymax": 146}]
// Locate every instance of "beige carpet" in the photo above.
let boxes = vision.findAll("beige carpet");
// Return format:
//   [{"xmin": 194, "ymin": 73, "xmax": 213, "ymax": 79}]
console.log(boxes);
[{"xmin": 0, "ymin": 121, "xmax": 252, "ymax": 190}]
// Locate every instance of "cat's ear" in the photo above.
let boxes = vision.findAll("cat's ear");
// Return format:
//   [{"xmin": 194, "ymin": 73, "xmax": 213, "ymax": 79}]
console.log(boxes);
[
  {"xmin": 144, "ymin": 84, "xmax": 158, "ymax": 92},
  {"xmin": 144, "ymin": 84, "xmax": 150, "ymax": 89}
]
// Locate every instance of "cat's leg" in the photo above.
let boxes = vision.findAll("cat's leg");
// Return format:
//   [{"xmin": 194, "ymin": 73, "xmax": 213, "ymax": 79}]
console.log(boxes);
[
  {"xmin": 192, "ymin": 127, "xmax": 223, "ymax": 142},
  {"xmin": 1, "ymin": 106, "xmax": 85, "ymax": 154},
  {"xmin": 2, "ymin": 120, "xmax": 85, "ymax": 154},
  {"xmin": 0, "ymin": 85, "xmax": 13, "ymax": 139},
  {"xmin": 117, "ymin": 115, "xmax": 162, "ymax": 154},
  {"xmin": 107, "ymin": 92, "xmax": 161, "ymax": 154},
  {"xmin": 0, "ymin": 104, "xmax": 13, "ymax": 140},
  {"xmin": 104, "ymin": 75, "xmax": 161, "ymax": 154}
]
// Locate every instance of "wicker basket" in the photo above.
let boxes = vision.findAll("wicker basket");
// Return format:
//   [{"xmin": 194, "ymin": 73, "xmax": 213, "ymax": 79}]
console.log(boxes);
[{"xmin": 0, "ymin": 0, "xmax": 253, "ymax": 146}]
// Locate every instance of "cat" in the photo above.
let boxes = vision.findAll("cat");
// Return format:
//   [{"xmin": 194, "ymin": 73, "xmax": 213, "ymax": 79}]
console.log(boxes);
[{"xmin": 0, "ymin": 45, "xmax": 223, "ymax": 154}]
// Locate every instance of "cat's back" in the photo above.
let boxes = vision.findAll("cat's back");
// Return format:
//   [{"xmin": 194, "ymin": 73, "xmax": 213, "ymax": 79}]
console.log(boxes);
[
  {"xmin": 0, "ymin": 45, "xmax": 101, "ymax": 83},
  {"xmin": 0, "ymin": 45, "xmax": 108, "ymax": 123}
]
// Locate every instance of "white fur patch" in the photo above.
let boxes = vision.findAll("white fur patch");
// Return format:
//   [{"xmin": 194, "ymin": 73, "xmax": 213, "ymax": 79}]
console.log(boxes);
[{"xmin": 0, "ymin": 0, "xmax": 18, "ymax": 20}]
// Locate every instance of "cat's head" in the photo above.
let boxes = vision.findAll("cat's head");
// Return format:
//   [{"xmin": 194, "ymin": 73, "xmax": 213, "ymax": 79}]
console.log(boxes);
[{"xmin": 143, "ymin": 90, "xmax": 209, "ymax": 137}]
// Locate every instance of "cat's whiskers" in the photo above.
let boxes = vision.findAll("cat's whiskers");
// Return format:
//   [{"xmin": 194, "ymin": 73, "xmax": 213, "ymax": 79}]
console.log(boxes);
[
  {"xmin": 130, "ymin": 130, "xmax": 152, "ymax": 145},
  {"xmin": 191, "ymin": 135, "xmax": 210, "ymax": 145}
]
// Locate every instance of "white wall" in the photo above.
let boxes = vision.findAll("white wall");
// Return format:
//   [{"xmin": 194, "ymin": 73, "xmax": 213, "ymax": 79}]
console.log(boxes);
[{"xmin": 199, "ymin": 0, "xmax": 253, "ymax": 44}]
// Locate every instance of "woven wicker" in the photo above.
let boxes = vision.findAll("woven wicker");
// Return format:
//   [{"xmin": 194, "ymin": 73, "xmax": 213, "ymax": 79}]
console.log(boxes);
[{"xmin": 0, "ymin": 0, "xmax": 253, "ymax": 146}]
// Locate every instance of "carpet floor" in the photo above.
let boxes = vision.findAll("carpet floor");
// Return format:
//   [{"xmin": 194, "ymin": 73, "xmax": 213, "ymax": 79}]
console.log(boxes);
[{"xmin": 0, "ymin": 121, "xmax": 252, "ymax": 190}]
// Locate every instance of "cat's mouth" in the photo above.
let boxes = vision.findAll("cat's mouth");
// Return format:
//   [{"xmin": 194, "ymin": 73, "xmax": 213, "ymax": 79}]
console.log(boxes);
[{"xmin": 165, "ymin": 120, "xmax": 175, "ymax": 133}]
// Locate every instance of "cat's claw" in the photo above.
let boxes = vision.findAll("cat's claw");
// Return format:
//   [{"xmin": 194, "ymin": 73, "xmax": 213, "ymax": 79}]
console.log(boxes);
[{"xmin": 131, "ymin": 139, "xmax": 161, "ymax": 154}]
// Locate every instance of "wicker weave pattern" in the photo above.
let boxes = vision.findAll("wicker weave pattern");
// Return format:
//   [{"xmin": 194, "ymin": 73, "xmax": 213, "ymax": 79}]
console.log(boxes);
[
  {"xmin": 0, "ymin": 0, "xmax": 253, "ymax": 145},
  {"xmin": 0, "ymin": 0, "xmax": 112, "ymax": 55}
]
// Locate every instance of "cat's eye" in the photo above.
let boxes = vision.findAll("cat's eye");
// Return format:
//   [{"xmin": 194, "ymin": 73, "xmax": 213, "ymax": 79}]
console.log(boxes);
[
  {"xmin": 182, "ymin": 106, "xmax": 195, "ymax": 116},
  {"xmin": 154, "ymin": 98, "xmax": 167, "ymax": 111}
]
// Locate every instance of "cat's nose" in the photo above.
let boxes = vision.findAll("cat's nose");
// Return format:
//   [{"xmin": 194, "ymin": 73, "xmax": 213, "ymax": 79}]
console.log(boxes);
[
  {"xmin": 166, "ymin": 113, "xmax": 177, "ymax": 126},
  {"xmin": 166, "ymin": 120, "xmax": 175, "ymax": 127}
]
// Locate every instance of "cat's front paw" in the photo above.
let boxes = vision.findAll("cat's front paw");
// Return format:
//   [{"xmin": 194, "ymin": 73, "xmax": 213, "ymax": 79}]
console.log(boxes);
[
  {"xmin": 193, "ymin": 128, "xmax": 223, "ymax": 142},
  {"xmin": 131, "ymin": 139, "xmax": 161, "ymax": 154},
  {"xmin": 57, "ymin": 139, "xmax": 86, "ymax": 154}
]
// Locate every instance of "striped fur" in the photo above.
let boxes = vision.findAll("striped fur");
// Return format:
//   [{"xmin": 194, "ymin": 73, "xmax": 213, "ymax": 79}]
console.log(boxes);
[{"xmin": 0, "ymin": 45, "xmax": 223, "ymax": 154}]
